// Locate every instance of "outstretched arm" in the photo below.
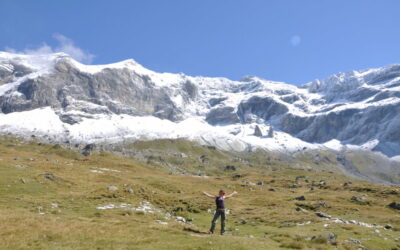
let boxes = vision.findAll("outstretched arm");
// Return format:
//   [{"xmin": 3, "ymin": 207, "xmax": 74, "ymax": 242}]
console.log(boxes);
[
  {"xmin": 225, "ymin": 191, "xmax": 238, "ymax": 199},
  {"xmin": 203, "ymin": 191, "xmax": 216, "ymax": 198}
]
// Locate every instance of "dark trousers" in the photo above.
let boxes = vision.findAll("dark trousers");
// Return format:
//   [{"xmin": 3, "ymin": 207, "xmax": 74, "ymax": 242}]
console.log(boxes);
[{"xmin": 210, "ymin": 209, "xmax": 225, "ymax": 234}]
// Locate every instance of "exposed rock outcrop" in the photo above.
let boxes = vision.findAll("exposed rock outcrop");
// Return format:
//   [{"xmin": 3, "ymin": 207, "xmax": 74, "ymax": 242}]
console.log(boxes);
[{"xmin": 254, "ymin": 125, "xmax": 262, "ymax": 137}]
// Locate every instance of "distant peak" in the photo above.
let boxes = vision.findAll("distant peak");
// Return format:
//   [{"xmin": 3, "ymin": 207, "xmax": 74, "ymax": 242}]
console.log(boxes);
[{"xmin": 239, "ymin": 75, "xmax": 259, "ymax": 82}]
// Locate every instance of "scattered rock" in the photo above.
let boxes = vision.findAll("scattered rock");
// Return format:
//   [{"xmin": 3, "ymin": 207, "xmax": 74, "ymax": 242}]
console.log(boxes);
[
  {"xmin": 232, "ymin": 174, "xmax": 242, "ymax": 179},
  {"xmin": 44, "ymin": 173, "xmax": 55, "ymax": 181},
  {"xmin": 175, "ymin": 216, "xmax": 186, "ymax": 223},
  {"xmin": 38, "ymin": 206, "xmax": 45, "ymax": 215},
  {"xmin": 126, "ymin": 189, "xmax": 134, "ymax": 194},
  {"xmin": 310, "ymin": 233, "xmax": 337, "ymax": 245},
  {"xmin": 384, "ymin": 224, "xmax": 393, "ymax": 230},
  {"xmin": 315, "ymin": 211, "xmax": 331, "ymax": 218},
  {"xmin": 224, "ymin": 165, "xmax": 236, "ymax": 171},
  {"xmin": 327, "ymin": 216, "xmax": 383, "ymax": 229},
  {"xmin": 294, "ymin": 195, "xmax": 306, "ymax": 201},
  {"xmin": 247, "ymin": 235, "xmax": 255, "ymax": 238},
  {"xmin": 238, "ymin": 219, "xmax": 247, "ymax": 225},
  {"xmin": 346, "ymin": 238, "xmax": 365, "ymax": 249},
  {"xmin": 351, "ymin": 196, "xmax": 365, "ymax": 203},
  {"xmin": 388, "ymin": 202, "xmax": 400, "ymax": 210},
  {"xmin": 155, "ymin": 220, "xmax": 168, "ymax": 225},
  {"xmin": 346, "ymin": 238, "xmax": 361, "ymax": 245},
  {"xmin": 97, "ymin": 203, "xmax": 121, "ymax": 210},
  {"xmin": 296, "ymin": 203, "xmax": 319, "ymax": 211},
  {"xmin": 268, "ymin": 188, "xmax": 276, "ymax": 192},
  {"xmin": 296, "ymin": 207, "xmax": 307, "ymax": 212},
  {"xmin": 244, "ymin": 180, "xmax": 256, "ymax": 186},
  {"xmin": 297, "ymin": 221, "xmax": 311, "ymax": 226},
  {"xmin": 90, "ymin": 170, "xmax": 104, "ymax": 174},
  {"xmin": 268, "ymin": 127, "xmax": 274, "ymax": 137},
  {"xmin": 199, "ymin": 155, "xmax": 208, "ymax": 164},
  {"xmin": 107, "ymin": 186, "xmax": 118, "ymax": 191},
  {"xmin": 289, "ymin": 184, "xmax": 298, "ymax": 188},
  {"xmin": 256, "ymin": 181, "xmax": 264, "ymax": 186},
  {"xmin": 82, "ymin": 143, "xmax": 96, "ymax": 156},
  {"xmin": 254, "ymin": 125, "xmax": 263, "ymax": 137},
  {"xmin": 46, "ymin": 158, "xmax": 59, "ymax": 163},
  {"xmin": 96, "ymin": 167, "xmax": 121, "ymax": 173},
  {"xmin": 325, "ymin": 233, "xmax": 337, "ymax": 245},
  {"xmin": 20, "ymin": 178, "xmax": 26, "ymax": 184}
]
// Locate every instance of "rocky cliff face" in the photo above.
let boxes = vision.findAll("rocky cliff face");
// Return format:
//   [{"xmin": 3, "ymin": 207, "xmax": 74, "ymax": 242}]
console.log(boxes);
[
  {"xmin": 1, "ymin": 52, "xmax": 400, "ymax": 158},
  {"xmin": 0, "ymin": 55, "xmax": 197, "ymax": 122}
]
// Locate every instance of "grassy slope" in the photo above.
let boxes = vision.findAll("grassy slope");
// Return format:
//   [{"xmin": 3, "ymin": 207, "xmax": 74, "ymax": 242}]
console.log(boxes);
[{"xmin": 0, "ymin": 137, "xmax": 399, "ymax": 250}]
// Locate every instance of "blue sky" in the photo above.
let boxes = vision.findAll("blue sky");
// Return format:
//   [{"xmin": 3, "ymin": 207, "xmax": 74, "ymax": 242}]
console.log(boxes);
[{"xmin": 1, "ymin": 0, "xmax": 400, "ymax": 85}]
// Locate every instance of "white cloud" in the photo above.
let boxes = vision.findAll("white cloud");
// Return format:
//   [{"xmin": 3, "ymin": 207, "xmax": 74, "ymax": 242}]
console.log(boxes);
[
  {"xmin": 5, "ymin": 34, "xmax": 95, "ymax": 64},
  {"xmin": 289, "ymin": 35, "xmax": 301, "ymax": 47}
]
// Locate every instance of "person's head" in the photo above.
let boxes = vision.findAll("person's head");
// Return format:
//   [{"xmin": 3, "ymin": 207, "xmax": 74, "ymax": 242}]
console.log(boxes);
[{"xmin": 218, "ymin": 190, "xmax": 226, "ymax": 197}]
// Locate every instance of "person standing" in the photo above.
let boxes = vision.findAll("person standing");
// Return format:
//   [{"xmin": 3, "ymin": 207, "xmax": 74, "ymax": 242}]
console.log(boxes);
[{"xmin": 203, "ymin": 190, "xmax": 238, "ymax": 235}]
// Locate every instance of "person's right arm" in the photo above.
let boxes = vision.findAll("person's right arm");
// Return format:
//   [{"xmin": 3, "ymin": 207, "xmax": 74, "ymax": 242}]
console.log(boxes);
[{"xmin": 203, "ymin": 191, "xmax": 215, "ymax": 198}]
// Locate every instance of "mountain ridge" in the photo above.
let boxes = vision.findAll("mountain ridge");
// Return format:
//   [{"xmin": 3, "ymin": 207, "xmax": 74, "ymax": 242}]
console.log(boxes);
[{"xmin": 1, "ymin": 51, "xmax": 400, "ymax": 160}]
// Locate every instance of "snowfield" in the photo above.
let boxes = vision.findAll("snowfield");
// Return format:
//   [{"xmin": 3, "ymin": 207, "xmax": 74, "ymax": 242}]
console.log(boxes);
[
  {"xmin": 0, "ymin": 106, "xmax": 384, "ymax": 155},
  {"xmin": 0, "ymin": 107, "xmax": 318, "ymax": 152}
]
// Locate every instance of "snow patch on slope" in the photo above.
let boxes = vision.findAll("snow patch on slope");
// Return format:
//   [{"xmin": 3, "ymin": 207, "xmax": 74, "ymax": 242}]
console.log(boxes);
[
  {"xmin": 2, "ymin": 107, "xmax": 391, "ymax": 156},
  {"xmin": 0, "ymin": 107, "xmax": 318, "ymax": 152},
  {"xmin": 68, "ymin": 57, "xmax": 185, "ymax": 87},
  {"xmin": 0, "ymin": 51, "xmax": 62, "ymax": 72}
]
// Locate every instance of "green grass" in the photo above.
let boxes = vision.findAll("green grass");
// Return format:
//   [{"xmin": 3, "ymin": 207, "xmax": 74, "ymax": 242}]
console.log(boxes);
[{"xmin": 0, "ymin": 136, "xmax": 399, "ymax": 249}]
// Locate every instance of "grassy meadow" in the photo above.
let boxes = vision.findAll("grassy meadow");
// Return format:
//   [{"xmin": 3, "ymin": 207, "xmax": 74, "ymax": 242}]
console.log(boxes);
[{"xmin": 0, "ymin": 137, "xmax": 399, "ymax": 249}]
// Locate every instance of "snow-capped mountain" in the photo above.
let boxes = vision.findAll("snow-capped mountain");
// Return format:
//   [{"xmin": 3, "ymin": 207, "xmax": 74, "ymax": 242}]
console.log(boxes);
[{"xmin": 1, "ymin": 51, "xmax": 400, "ymax": 158}]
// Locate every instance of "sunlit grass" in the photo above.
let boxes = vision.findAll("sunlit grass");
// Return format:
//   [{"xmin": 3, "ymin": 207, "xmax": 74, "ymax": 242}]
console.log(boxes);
[{"xmin": 0, "ymin": 137, "xmax": 399, "ymax": 249}]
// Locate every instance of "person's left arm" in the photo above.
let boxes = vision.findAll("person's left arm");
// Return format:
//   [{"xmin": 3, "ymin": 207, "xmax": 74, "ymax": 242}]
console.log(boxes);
[{"xmin": 225, "ymin": 191, "xmax": 238, "ymax": 199}]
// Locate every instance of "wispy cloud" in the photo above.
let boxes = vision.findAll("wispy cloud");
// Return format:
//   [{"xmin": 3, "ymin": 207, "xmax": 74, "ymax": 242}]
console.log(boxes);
[
  {"xmin": 289, "ymin": 35, "xmax": 301, "ymax": 47},
  {"xmin": 5, "ymin": 33, "xmax": 95, "ymax": 64}
]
